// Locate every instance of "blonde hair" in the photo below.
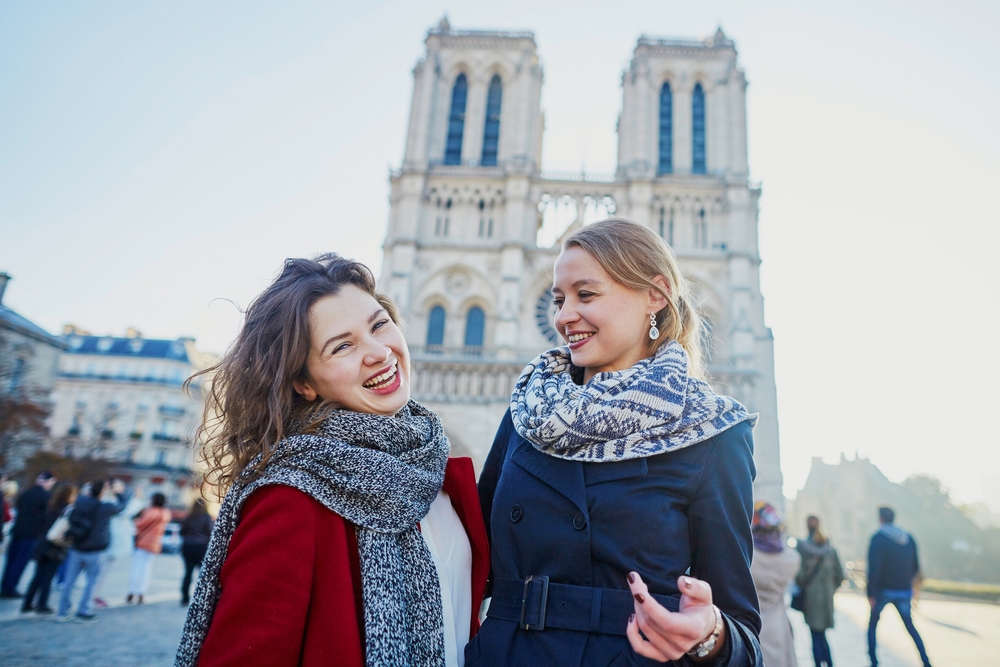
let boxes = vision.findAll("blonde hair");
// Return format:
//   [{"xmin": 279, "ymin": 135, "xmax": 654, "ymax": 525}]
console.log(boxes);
[{"xmin": 563, "ymin": 218, "xmax": 706, "ymax": 378}]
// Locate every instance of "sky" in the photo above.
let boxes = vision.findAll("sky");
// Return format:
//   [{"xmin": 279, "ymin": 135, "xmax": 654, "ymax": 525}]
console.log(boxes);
[{"xmin": 2, "ymin": 1, "xmax": 998, "ymax": 508}]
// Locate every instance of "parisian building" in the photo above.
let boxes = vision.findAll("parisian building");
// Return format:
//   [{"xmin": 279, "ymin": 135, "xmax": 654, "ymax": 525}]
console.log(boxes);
[
  {"xmin": 47, "ymin": 327, "xmax": 216, "ymax": 505},
  {"xmin": 379, "ymin": 20, "xmax": 783, "ymax": 504},
  {"xmin": 0, "ymin": 273, "xmax": 67, "ymax": 472}
]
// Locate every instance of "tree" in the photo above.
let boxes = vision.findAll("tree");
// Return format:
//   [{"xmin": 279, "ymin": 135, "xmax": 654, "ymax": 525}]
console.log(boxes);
[
  {"xmin": 893, "ymin": 475, "xmax": 1000, "ymax": 584},
  {"xmin": 0, "ymin": 330, "xmax": 52, "ymax": 471}
]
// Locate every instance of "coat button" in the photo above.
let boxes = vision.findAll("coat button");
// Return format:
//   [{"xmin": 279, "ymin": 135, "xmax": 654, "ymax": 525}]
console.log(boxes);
[
  {"xmin": 509, "ymin": 505, "xmax": 523, "ymax": 523},
  {"xmin": 572, "ymin": 513, "xmax": 587, "ymax": 531}
]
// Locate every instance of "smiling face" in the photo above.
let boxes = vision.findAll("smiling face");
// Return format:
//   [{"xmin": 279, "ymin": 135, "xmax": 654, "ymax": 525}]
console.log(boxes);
[
  {"xmin": 552, "ymin": 246, "xmax": 668, "ymax": 383},
  {"xmin": 291, "ymin": 284, "xmax": 411, "ymax": 416}
]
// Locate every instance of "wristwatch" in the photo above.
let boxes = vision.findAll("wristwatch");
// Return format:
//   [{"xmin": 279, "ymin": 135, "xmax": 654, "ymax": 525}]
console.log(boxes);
[{"xmin": 686, "ymin": 605, "xmax": 723, "ymax": 659}]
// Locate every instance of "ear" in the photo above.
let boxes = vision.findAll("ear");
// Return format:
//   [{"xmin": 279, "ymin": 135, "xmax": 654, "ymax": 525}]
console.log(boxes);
[
  {"xmin": 292, "ymin": 378, "xmax": 318, "ymax": 402},
  {"xmin": 647, "ymin": 275, "xmax": 671, "ymax": 312}
]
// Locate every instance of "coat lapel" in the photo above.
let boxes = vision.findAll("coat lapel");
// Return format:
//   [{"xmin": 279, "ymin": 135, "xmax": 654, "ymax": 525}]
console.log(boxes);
[{"xmin": 508, "ymin": 437, "xmax": 588, "ymax": 515}]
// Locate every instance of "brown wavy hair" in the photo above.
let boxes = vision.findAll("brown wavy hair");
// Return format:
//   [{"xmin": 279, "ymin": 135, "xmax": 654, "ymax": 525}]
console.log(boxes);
[
  {"xmin": 563, "ymin": 218, "xmax": 706, "ymax": 378},
  {"xmin": 188, "ymin": 254, "xmax": 400, "ymax": 498}
]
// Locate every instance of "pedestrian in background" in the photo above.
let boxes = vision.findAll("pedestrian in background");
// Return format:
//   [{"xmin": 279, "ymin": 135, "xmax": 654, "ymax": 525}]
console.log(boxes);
[
  {"xmin": 750, "ymin": 501, "xmax": 800, "ymax": 667},
  {"xmin": 0, "ymin": 475, "xmax": 15, "ymax": 546},
  {"xmin": 21, "ymin": 483, "xmax": 77, "ymax": 614},
  {"xmin": 92, "ymin": 483, "xmax": 144, "ymax": 608},
  {"xmin": 0, "ymin": 471, "xmax": 56, "ymax": 598},
  {"xmin": 127, "ymin": 492, "xmax": 171, "ymax": 604},
  {"xmin": 57, "ymin": 478, "xmax": 129, "ymax": 622},
  {"xmin": 179, "ymin": 498, "xmax": 213, "ymax": 605},
  {"xmin": 867, "ymin": 506, "xmax": 932, "ymax": 667},
  {"xmin": 795, "ymin": 516, "xmax": 843, "ymax": 667}
]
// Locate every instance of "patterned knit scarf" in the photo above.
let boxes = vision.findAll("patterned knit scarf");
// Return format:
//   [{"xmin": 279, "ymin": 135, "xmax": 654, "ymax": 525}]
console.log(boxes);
[
  {"xmin": 175, "ymin": 400, "xmax": 449, "ymax": 667},
  {"xmin": 510, "ymin": 340, "xmax": 757, "ymax": 462}
]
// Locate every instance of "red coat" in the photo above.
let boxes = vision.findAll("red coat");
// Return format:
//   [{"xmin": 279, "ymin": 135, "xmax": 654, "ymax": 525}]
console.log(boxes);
[{"xmin": 198, "ymin": 457, "xmax": 489, "ymax": 667}]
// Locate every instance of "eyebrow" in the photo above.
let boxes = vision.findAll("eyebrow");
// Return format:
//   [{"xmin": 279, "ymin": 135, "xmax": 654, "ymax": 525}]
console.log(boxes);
[
  {"xmin": 319, "ymin": 308, "xmax": 386, "ymax": 355},
  {"xmin": 552, "ymin": 279, "xmax": 602, "ymax": 293}
]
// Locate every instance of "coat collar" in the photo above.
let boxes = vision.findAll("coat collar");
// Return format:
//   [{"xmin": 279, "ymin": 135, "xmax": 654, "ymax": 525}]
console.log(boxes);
[{"xmin": 508, "ymin": 437, "xmax": 589, "ymax": 515}]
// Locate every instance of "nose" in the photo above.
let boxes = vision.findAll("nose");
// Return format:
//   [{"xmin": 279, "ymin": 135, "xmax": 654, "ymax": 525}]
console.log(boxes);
[
  {"xmin": 362, "ymin": 337, "xmax": 393, "ymax": 366},
  {"xmin": 554, "ymin": 301, "xmax": 579, "ymax": 329}
]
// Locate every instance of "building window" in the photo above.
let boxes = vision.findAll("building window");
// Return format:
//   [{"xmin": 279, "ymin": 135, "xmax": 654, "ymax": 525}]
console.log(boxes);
[
  {"xmin": 692, "ymin": 83, "xmax": 706, "ymax": 174},
  {"xmin": 464, "ymin": 306, "xmax": 485, "ymax": 352},
  {"xmin": 658, "ymin": 82, "xmax": 672, "ymax": 174},
  {"xmin": 8, "ymin": 358, "xmax": 25, "ymax": 391},
  {"xmin": 659, "ymin": 206, "xmax": 674, "ymax": 246},
  {"xmin": 155, "ymin": 449, "xmax": 167, "ymax": 466},
  {"xmin": 444, "ymin": 74, "xmax": 468, "ymax": 165},
  {"xmin": 481, "ymin": 75, "xmax": 502, "ymax": 167},
  {"xmin": 427, "ymin": 305, "xmax": 446, "ymax": 350}
]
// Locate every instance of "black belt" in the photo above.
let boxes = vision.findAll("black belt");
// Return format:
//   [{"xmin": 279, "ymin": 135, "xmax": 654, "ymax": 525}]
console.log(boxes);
[{"xmin": 487, "ymin": 576, "xmax": 680, "ymax": 636}]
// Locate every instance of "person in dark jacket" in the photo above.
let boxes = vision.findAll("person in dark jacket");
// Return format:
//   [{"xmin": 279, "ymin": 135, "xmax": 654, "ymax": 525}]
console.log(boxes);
[
  {"xmin": 471, "ymin": 220, "xmax": 763, "ymax": 666},
  {"xmin": 21, "ymin": 484, "xmax": 77, "ymax": 613},
  {"xmin": 56, "ymin": 479, "xmax": 128, "ymax": 622},
  {"xmin": 179, "ymin": 498, "xmax": 213, "ymax": 605},
  {"xmin": 867, "ymin": 506, "xmax": 931, "ymax": 667},
  {"xmin": 0, "ymin": 471, "xmax": 56, "ymax": 597}
]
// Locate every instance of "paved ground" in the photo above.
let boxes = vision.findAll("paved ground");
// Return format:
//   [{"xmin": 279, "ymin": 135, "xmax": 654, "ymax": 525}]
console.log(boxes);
[
  {"xmin": 0, "ymin": 550, "xmax": 189, "ymax": 666},
  {"xmin": 2, "ymin": 549, "xmax": 998, "ymax": 666},
  {"xmin": 789, "ymin": 589, "xmax": 1000, "ymax": 666}
]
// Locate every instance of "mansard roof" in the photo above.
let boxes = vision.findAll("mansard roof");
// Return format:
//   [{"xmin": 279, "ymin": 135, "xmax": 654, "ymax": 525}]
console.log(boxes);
[
  {"xmin": 0, "ymin": 304, "xmax": 66, "ymax": 348},
  {"xmin": 60, "ymin": 334, "xmax": 192, "ymax": 363}
]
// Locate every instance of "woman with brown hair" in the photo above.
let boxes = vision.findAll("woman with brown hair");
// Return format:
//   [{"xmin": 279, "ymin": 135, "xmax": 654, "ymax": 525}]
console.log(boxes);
[
  {"xmin": 471, "ymin": 219, "xmax": 763, "ymax": 666},
  {"xmin": 175, "ymin": 254, "xmax": 489, "ymax": 667},
  {"xmin": 795, "ymin": 516, "xmax": 843, "ymax": 667}
]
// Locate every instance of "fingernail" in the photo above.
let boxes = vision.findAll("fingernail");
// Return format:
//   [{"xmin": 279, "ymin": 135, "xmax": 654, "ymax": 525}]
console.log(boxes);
[
  {"xmin": 683, "ymin": 577, "xmax": 693, "ymax": 589},
  {"xmin": 634, "ymin": 593, "xmax": 645, "ymax": 603},
  {"xmin": 627, "ymin": 572, "xmax": 636, "ymax": 584}
]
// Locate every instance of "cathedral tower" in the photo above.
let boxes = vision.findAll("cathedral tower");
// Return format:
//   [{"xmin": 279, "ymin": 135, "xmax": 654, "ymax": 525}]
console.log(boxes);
[{"xmin": 380, "ymin": 22, "xmax": 782, "ymax": 504}]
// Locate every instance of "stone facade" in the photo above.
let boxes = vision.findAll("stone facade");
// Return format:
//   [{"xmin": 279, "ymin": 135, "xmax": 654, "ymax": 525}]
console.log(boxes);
[
  {"xmin": 0, "ymin": 273, "xmax": 67, "ymax": 472},
  {"xmin": 787, "ymin": 454, "xmax": 897, "ymax": 567},
  {"xmin": 379, "ymin": 21, "xmax": 782, "ymax": 503},
  {"xmin": 47, "ymin": 327, "xmax": 215, "ymax": 506}
]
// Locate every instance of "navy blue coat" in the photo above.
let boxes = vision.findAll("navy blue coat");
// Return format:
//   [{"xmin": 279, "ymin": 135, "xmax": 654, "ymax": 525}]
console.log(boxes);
[{"xmin": 467, "ymin": 410, "xmax": 763, "ymax": 667}]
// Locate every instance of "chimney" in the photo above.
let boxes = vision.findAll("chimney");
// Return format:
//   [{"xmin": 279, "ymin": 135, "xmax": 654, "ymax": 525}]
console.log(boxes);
[{"xmin": 0, "ymin": 272, "xmax": 10, "ymax": 305}]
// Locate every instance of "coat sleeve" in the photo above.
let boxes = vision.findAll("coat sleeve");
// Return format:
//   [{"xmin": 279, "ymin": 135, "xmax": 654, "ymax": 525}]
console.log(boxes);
[
  {"xmin": 686, "ymin": 424, "xmax": 763, "ymax": 667},
  {"xmin": 197, "ymin": 485, "xmax": 362, "ymax": 667},
  {"xmin": 866, "ymin": 536, "xmax": 881, "ymax": 596},
  {"xmin": 478, "ymin": 409, "xmax": 514, "ymax": 556}
]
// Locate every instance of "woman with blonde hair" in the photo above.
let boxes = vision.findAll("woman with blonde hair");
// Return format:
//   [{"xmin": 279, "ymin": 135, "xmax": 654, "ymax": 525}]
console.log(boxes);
[
  {"xmin": 470, "ymin": 219, "xmax": 763, "ymax": 666},
  {"xmin": 175, "ymin": 254, "xmax": 489, "ymax": 667}
]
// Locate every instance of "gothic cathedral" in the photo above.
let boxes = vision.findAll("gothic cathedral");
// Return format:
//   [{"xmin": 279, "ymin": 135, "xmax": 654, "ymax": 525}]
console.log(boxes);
[{"xmin": 379, "ymin": 21, "xmax": 782, "ymax": 503}]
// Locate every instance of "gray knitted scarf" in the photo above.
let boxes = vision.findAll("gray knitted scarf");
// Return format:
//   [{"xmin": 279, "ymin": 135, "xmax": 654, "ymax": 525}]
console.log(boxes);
[
  {"xmin": 175, "ymin": 400, "xmax": 449, "ymax": 667},
  {"xmin": 510, "ymin": 340, "xmax": 757, "ymax": 462}
]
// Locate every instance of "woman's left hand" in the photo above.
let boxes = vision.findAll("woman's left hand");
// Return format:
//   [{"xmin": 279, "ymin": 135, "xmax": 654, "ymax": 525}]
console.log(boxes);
[{"xmin": 626, "ymin": 572, "xmax": 726, "ymax": 663}]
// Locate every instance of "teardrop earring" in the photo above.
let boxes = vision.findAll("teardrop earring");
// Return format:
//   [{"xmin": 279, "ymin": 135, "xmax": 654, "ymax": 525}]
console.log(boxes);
[{"xmin": 648, "ymin": 312, "xmax": 660, "ymax": 340}]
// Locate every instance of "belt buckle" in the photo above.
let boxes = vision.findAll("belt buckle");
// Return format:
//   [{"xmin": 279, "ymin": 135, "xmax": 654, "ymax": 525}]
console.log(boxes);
[{"xmin": 518, "ymin": 575, "xmax": 549, "ymax": 631}]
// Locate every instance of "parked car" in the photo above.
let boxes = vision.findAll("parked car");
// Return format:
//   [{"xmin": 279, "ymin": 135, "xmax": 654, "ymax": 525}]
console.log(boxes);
[{"xmin": 161, "ymin": 521, "xmax": 182, "ymax": 554}]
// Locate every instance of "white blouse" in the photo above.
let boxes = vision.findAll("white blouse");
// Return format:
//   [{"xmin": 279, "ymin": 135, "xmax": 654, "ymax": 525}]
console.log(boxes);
[{"xmin": 419, "ymin": 490, "xmax": 473, "ymax": 667}]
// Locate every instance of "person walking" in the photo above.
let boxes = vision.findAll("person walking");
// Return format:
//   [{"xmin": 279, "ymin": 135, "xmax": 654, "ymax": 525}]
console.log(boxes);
[
  {"xmin": 867, "ymin": 506, "xmax": 932, "ymax": 667},
  {"xmin": 179, "ymin": 498, "xmax": 213, "ymax": 605},
  {"xmin": 92, "ymin": 484, "xmax": 144, "ymax": 608},
  {"xmin": 127, "ymin": 492, "xmax": 171, "ymax": 604},
  {"xmin": 56, "ymin": 479, "xmax": 128, "ymax": 622},
  {"xmin": 21, "ymin": 484, "xmax": 77, "ymax": 614},
  {"xmin": 795, "ymin": 516, "xmax": 843, "ymax": 667},
  {"xmin": 471, "ymin": 220, "xmax": 763, "ymax": 666},
  {"xmin": 0, "ymin": 471, "xmax": 56, "ymax": 598},
  {"xmin": 175, "ymin": 254, "xmax": 489, "ymax": 667},
  {"xmin": 750, "ymin": 502, "xmax": 800, "ymax": 667}
]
